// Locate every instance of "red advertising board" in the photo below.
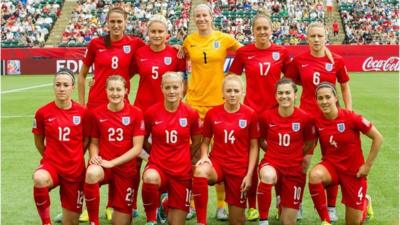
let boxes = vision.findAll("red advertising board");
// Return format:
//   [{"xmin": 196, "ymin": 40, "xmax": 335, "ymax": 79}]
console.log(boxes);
[{"xmin": 1, "ymin": 45, "xmax": 398, "ymax": 75}]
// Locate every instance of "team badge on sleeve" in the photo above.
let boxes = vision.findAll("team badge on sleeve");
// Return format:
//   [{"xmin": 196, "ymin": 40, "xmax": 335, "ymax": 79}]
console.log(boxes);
[
  {"xmin": 140, "ymin": 120, "xmax": 145, "ymax": 130},
  {"xmin": 73, "ymin": 116, "xmax": 81, "ymax": 125},
  {"xmin": 213, "ymin": 41, "xmax": 220, "ymax": 49},
  {"xmin": 292, "ymin": 122, "xmax": 300, "ymax": 132},
  {"xmin": 33, "ymin": 118, "xmax": 37, "ymax": 128},
  {"xmin": 122, "ymin": 116, "xmax": 131, "ymax": 125},
  {"xmin": 272, "ymin": 52, "xmax": 280, "ymax": 61},
  {"xmin": 123, "ymin": 45, "xmax": 131, "ymax": 54},
  {"xmin": 325, "ymin": 63, "xmax": 333, "ymax": 72},
  {"xmin": 179, "ymin": 118, "xmax": 188, "ymax": 127},
  {"xmin": 239, "ymin": 119, "xmax": 247, "ymax": 128},
  {"xmin": 362, "ymin": 117, "xmax": 371, "ymax": 127},
  {"xmin": 337, "ymin": 123, "xmax": 345, "ymax": 133},
  {"xmin": 164, "ymin": 57, "xmax": 172, "ymax": 65}
]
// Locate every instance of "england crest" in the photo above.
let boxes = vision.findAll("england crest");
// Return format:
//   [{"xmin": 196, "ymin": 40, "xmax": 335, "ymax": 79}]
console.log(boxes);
[
  {"xmin": 122, "ymin": 116, "xmax": 130, "ymax": 125},
  {"xmin": 213, "ymin": 41, "xmax": 220, "ymax": 49},
  {"xmin": 164, "ymin": 57, "xmax": 172, "ymax": 65},
  {"xmin": 180, "ymin": 118, "xmax": 188, "ymax": 127},
  {"xmin": 337, "ymin": 123, "xmax": 345, "ymax": 133},
  {"xmin": 123, "ymin": 45, "xmax": 131, "ymax": 54},
  {"xmin": 272, "ymin": 52, "xmax": 280, "ymax": 61},
  {"xmin": 73, "ymin": 116, "xmax": 81, "ymax": 125},
  {"xmin": 292, "ymin": 122, "xmax": 300, "ymax": 132},
  {"xmin": 239, "ymin": 119, "xmax": 247, "ymax": 128},
  {"xmin": 325, "ymin": 63, "xmax": 333, "ymax": 72}
]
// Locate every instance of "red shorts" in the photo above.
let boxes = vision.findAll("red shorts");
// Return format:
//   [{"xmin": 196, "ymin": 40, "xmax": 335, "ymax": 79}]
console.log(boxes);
[
  {"xmin": 212, "ymin": 160, "xmax": 246, "ymax": 208},
  {"xmin": 36, "ymin": 163, "xmax": 84, "ymax": 213},
  {"xmin": 144, "ymin": 164, "xmax": 191, "ymax": 212},
  {"xmin": 320, "ymin": 161, "xmax": 367, "ymax": 210},
  {"xmin": 259, "ymin": 162, "xmax": 305, "ymax": 209},
  {"xmin": 101, "ymin": 168, "xmax": 135, "ymax": 214}
]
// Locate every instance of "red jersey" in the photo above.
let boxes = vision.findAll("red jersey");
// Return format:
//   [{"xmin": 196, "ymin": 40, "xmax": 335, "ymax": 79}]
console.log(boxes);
[
  {"xmin": 32, "ymin": 101, "xmax": 88, "ymax": 182},
  {"xmin": 286, "ymin": 51, "xmax": 350, "ymax": 114},
  {"xmin": 144, "ymin": 102, "xmax": 201, "ymax": 178},
  {"xmin": 133, "ymin": 45, "xmax": 186, "ymax": 112},
  {"xmin": 89, "ymin": 104, "xmax": 145, "ymax": 176},
  {"xmin": 259, "ymin": 108, "xmax": 316, "ymax": 170},
  {"xmin": 203, "ymin": 104, "xmax": 259, "ymax": 176},
  {"xmin": 229, "ymin": 44, "xmax": 291, "ymax": 113},
  {"xmin": 83, "ymin": 35, "xmax": 145, "ymax": 109},
  {"xmin": 315, "ymin": 109, "xmax": 372, "ymax": 176}
]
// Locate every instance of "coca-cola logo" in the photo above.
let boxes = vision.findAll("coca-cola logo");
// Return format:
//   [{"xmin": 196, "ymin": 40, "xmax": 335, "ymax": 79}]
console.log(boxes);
[{"xmin": 362, "ymin": 56, "xmax": 400, "ymax": 72}]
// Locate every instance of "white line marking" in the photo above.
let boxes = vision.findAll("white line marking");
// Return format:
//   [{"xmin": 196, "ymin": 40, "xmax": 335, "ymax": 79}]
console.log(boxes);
[
  {"xmin": 1, "ymin": 83, "xmax": 52, "ymax": 94},
  {"xmin": 1, "ymin": 115, "xmax": 33, "ymax": 119}
]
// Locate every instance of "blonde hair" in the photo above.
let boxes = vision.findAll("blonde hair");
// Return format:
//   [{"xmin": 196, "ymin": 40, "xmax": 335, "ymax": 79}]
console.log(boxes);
[
  {"xmin": 252, "ymin": 11, "xmax": 272, "ymax": 30},
  {"xmin": 162, "ymin": 71, "xmax": 184, "ymax": 85},
  {"xmin": 307, "ymin": 22, "xmax": 334, "ymax": 64},
  {"xmin": 222, "ymin": 75, "xmax": 244, "ymax": 91},
  {"xmin": 147, "ymin": 14, "xmax": 168, "ymax": 30},
  {"xmin": 106, "ymin": 75, "xmax": 126, "ymax": 88},
  {"xmin": 194, "ymin": 4, "xmax": 213, "ymax": 16}
]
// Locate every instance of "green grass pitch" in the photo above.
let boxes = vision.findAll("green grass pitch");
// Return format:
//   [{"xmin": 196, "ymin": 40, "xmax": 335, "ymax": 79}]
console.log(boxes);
[{"xmin": 1, "ymin": 72, "xmax": 398, "ymax": 225}]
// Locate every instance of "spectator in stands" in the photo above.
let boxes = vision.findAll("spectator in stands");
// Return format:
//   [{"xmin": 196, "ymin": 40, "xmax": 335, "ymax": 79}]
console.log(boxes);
[{"xmin": 333, "ymin": 20, "xmax": 339, "ymax": 36}]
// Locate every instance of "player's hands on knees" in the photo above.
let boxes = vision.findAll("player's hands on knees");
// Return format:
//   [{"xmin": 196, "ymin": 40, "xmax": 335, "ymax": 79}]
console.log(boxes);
[
  {"xmin": 172, "ymin": 45, "xmax": 185, "ymax": 59},
  {"xmin": 100, "ymin": 159, "xmax": 115, "ymax": 168},
  {"xmin": 89, "ymin": 155, "xmax": 102, "ymax": 165},
  {"xmin": 241, "ymin": 175, "xmax": 252, "ymax": 192},
  {"xmin": 356, "ymin": 163, "xmax": 371, "ymax": 178},
  {"xmin": 196, "ymin": 156, "xmax": 212, "ymax": 167},
  {"xmin": 302, "ymin": 154, "xmax": 312, "ymax": 173}
]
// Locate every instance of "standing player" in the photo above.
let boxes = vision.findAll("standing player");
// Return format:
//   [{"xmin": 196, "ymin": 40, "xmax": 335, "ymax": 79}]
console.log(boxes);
[
  {"xmin": 229, "ymin": 13, "xmax": 291, "ymax": 220},
  {"xmin": 192, "ymin": 75, "xmax": 259, "ymax": 225},
  {"xmin": 78, "ymin": 7, "xmax": 145, "ymax": 109},
  {"xmin": 309, "ymin": 82, "xmax": 382, "ymax": 225},
  {"xmin": 76, "ymin": 6, "xmax": 145, "ymax": 221},
  {"xmin": 286, "ymin": 21, "xmax": 352, "ymax": 221},
  {"xmin": 183, "ymin": 3, "xmax": 242, "ymax": 219},
  {"xmin": 32, "ymin": 69, "xmax": 88, "ymax": 225},
  {"xmin": 141, "ymin": 72, "xmax": 202, "ymax": 225},
  {"xmin": 257, "ymin": 78, "xmax": 316, "ymax": 225},
  {"xmin": 132, "ymin": 15, "xmax": 187, "ymax": 218},
  {"xmin": 83, "ymin": 75, "xmax": 145, "ymax": 225}
]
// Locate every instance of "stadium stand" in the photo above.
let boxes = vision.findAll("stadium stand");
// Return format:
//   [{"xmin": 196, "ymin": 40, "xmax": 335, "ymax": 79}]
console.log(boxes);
[
  {"xmin": 210, "ymin": 0, "xmax": 326, "ymax": 45},
  {"xmin": 58, "ymin": 0, "xmax": 191, "ymax": 47},
  {"xmin": 339, "ymin": 0, "xmax": 399, "ymax": 44},
  {"xmin": 1, "ymin": 0, "xmax": 63, "ymax": 47}
]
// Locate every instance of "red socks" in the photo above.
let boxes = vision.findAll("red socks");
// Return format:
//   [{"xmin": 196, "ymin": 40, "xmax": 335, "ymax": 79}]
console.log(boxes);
[
  {"xmin": 33, "ymin": 187, "xmax": 51, "ymax": 225},
  {"xmin": 247, "ymin": 171, "xmax": 258, "ymax": 209},
  {"xmin": 326, "ymin": 185, "xmax": 338, "ymax": 207},
  {"xmin": 142, "ymin": 183, "xmax": 160, "ymax": 222},
  {"xmin": 192, "ymin": 177, "xmax": 208, "ymax": 224},
  {"xmin": 84, "ymin": 182, "xmax": 100, "ymax": 225},
  {"xmin": 309, "ymin": 183, "xmax": 330, "ymax": 222},
  {"xmin": 257, "ymin": 182, "xmax": 273, "ymax": 220}
]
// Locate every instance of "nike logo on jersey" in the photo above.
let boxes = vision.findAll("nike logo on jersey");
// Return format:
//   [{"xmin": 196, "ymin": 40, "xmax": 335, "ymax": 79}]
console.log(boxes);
[
  {"xmin": 98, "ymin": 49, "xmax": 106, "ymax": 52},
  {"xmin": 248, "ymin": 56, "xmax": 255, "ymax": 59},
  {"xmin": 214, "ymin": 121, "xmax": 222, "ymax": 124},
  {"xmin": 155, "ymin": 121, "xmax": 163, "ymax": 125},
  {"xmin": 356, "ymin": 201, "xmax": 362, "ymax": 205},
  {"xmin": 100, "ymin": 119, "xmax": 108, "ymax": 122},
  {"xmin": 190, "ymin": 45, "xmax": 196, "ymax": 47},
  {"xmin": 301, "ymin": 64, "xmax": 308, "ymax": 67},
  {"xmin": 140, "ymin": 59, "xmax": 148, "ymax": 62},
  {"xmin": 294, "ymin": 201, "xmax": 300, "ymax": 205},
  {"xmin": 269, "ymin": 124, "xmax": 277, "ymax": 127},
  {"xmin": 318, "ymin": 128, "xmax": 324, "ymax": 131},
  {"xmin": 48, "ymin": 118, "xmax": 56, "ymax": 122}
]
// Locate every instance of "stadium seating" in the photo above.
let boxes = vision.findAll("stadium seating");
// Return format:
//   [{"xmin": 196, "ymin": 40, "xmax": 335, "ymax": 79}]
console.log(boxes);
[
  {"xmin": 58, "ymin": 0, "xmax": 191, "ymax": 47},
  {"xmin": 1, "ymin": 0, "xmax": 63, "ymax": 47},
  {"xmin": 339, "ymin": 0, "xmax": 399, "ymax": 44},
  {"xmin": 210, "ymin": 0, "xmax": 325, "ymax": 45}
]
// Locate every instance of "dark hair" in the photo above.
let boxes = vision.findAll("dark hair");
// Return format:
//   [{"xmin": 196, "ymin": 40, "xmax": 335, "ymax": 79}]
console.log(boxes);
[
  {"xmin": 316, "ymin": 81, "xmax": 337, "ymax": 97},
  {"xmin": 104, "ymin": 7, "xmax": 127, "ymax": 48},
  {"xmin": 55, "ymin": 68, "xmax": 75, "ymax": 85},
  {"xmin": 275, "ymin": 77, "xmax": 297, "ymax": 93}
]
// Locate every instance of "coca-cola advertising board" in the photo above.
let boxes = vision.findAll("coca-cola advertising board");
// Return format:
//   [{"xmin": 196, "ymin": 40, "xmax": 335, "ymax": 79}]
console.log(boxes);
[{"xmin": 1, "ymin": 45, "xmax": 398, "ymax": 75}]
